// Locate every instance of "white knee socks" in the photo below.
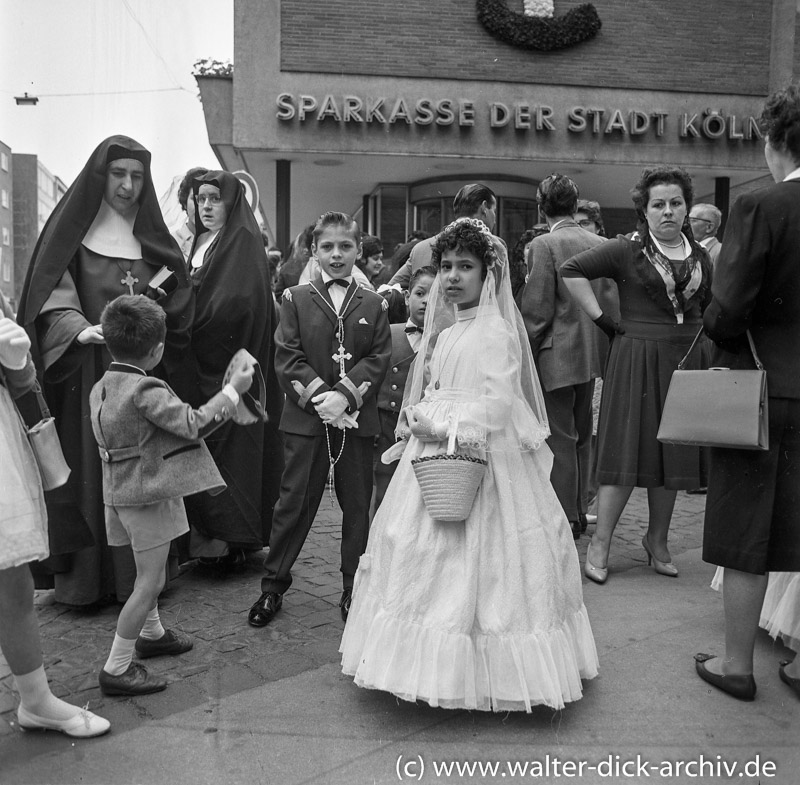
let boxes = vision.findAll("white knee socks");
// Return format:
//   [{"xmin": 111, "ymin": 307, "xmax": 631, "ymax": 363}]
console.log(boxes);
[
  {"xmin": 139, "ymin": 606, "xmax": 165, "ymax": 641},
  {"xmin": 103, "ymin": 634, "xmax": 137, "ymax": 676}
]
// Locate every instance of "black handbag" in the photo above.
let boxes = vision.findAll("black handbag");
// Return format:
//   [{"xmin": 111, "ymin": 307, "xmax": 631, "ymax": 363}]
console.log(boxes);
[{"xmin": 657, "ymin": 328, "xmax": 768, "ymax": 451}]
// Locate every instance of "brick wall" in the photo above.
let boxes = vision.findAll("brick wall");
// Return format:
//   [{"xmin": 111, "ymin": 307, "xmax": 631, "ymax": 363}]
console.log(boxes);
[{"xmin": 280, "ymin": 0, "xmax": 771, "ymax": 96}]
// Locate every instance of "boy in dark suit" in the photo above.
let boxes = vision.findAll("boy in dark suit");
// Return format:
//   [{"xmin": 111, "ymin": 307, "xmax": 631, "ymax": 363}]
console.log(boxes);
[
  {"xmin": 90, "ymin": 296, "xmax": 254, "ymax": 696},
  {"xmin": 372, "ymin": 266, "xmax": 435, "ymax": 514},
  {"xmin": 248, "ymin": 212, "xmax": 391, "ymax": 628}
]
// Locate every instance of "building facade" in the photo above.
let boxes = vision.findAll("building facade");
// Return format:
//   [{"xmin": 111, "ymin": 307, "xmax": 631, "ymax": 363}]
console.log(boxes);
[
  {"xmin": 12, "ymin": 154, "xmax": 67, "ymax": 306},
  {"xmin": 0, "ymin": 142, "xmax": 13, "ymax": 303},
  {"xmin": 198, "ymin": 0, "xmax": 799, "ymax": 253}
]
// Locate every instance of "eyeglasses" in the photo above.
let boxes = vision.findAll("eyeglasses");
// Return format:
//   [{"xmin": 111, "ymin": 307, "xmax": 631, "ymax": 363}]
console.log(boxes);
[{"xmin": 689, "ymin": 216, "xmax": 713, "ymax": 225}]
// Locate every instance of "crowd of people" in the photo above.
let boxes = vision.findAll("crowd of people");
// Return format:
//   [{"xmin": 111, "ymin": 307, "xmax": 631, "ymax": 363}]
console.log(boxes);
[{"xmin": 2, "ymin": 84, "xmax": 799, "ymax": 737}]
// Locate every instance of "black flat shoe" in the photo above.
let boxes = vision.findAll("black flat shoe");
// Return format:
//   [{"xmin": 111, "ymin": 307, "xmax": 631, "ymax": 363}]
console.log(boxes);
[
  {"xmin": 99, "ymin": 662, "xmax": 167, "ymax": 696},
  {"xmin": 135, "ymin": 629, "xmax": 193, "ymax": 659},
  {"xmin": 248, "ymin": 591, "xmax": 282, "ymax": 628},
  {"xmin": 339, "ymin": 587, "xmax": 352, "ymax": 622},
  {"xmin": 779, "ymin": 661, "xmax": 800, "ymax": 699},
  {"xmin": 694, "ymin": 653, "xmax": 756, "ymax": 701}
]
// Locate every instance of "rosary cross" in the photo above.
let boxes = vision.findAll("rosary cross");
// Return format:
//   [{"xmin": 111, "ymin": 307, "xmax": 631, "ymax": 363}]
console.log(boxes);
[
  {"xmin": 332, "ymin": 343, "xmax": 352, "ymax": 379},
  {"xmin": 121, "ymin": 270, "xmax": 139, "ymax": 295}
]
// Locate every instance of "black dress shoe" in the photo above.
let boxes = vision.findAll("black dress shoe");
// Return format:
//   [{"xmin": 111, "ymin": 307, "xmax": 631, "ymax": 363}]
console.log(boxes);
[
  {"xmin": 569, "ymin": 520, "xmax": 581, "ymax": 540},
  {"xmin": 694, "ymin": 653, "xmax": 756, "ymax": 701},
  {"xmin": 99, "ymin": 662, "xmax": 167, "ymax": 696},
  {"xmin": 248, "ymin": 591, "xmax": 282, "ymax": 627},
  {"xmin": 779, "ymin": 661, "xmax": 800, "ymax": 699},
  {"xmin": 339, "ymin": 587, "xmax": 352, "ymax": 622}
]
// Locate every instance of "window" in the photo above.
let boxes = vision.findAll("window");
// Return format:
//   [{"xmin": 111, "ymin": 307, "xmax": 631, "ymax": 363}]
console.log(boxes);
[
  {"xmin": 2, "ymin": 261, "xmax": 10, "ymax": 283},
  {"xmin": 1, "ymin": 189, "xmax": 8, "ymax": 208},
  {"xmin": 2, "ymin": 227, "xmax": 10, "ymax": 246},
  {"xmin": 0, "ymin": 152, "xmax": 8, "ymax": 171},
  {"xmin": 499, "ymin": 198, "xmax": 538, "ymax": 249}
]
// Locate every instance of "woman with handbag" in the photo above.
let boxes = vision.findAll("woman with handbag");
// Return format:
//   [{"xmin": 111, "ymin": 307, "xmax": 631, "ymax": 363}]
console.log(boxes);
[
  {"xmin": 340, "ymin": 218, "xmax": 598, "ymax": 712},
  {"xmin": 694, "ymin": 84, "xmax": 800, "ymax": 701},
  {"xmin": 560, "ymin": 166, "xmax": 713, "ymax": 584},
  {"xmin": 0, "ymin": 296, "xmax": 109, "ymax": 738}
]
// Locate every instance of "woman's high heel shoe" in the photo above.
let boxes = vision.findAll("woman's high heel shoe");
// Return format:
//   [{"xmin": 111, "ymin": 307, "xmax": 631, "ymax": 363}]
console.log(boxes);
[
  {"xmin": 583, "ymin": 543, "xmax": 609, "ymax": 584},
  {"xmin": 642, "ymin": 535, "xmax": 678, "ymax": 577}
]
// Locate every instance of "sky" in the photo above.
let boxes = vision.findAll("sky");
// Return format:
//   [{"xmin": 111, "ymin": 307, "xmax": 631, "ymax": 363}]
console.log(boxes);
[{"xmin": 0, "ymin": 0, "xmax": 234, "ymax": 197}]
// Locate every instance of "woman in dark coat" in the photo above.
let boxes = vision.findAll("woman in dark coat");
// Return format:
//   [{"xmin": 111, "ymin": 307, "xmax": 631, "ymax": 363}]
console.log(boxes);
[
  {"xmin": 16, "ymin": 135, "xmax": 191, "ymax": 605},
  {"xmin": 561, "ymin": 166, "xmax": 712, "ymax": 585},
  {"xmin": 694, "ymin": 85, "xmax": 800, "ymax": 701},
  {"xmin": 183, "ymin": 170, "xmax": 283, "ymax": 565}
]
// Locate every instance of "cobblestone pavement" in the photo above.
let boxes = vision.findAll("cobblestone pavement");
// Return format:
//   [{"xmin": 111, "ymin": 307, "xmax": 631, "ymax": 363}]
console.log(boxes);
[{"xmin": 0, "ymin": 488, "xmax": 706, "ymax": 737}]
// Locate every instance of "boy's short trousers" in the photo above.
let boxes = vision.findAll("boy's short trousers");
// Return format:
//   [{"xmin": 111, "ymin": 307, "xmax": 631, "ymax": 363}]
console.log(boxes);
[{"xmin": 105, "ymin": 498, "xmax": 189, "ymax": 552}]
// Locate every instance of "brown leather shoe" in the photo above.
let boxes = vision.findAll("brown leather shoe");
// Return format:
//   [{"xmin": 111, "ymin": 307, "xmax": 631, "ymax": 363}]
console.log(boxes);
[
  {"xmin": 99, "ymin": 662, "xmax": 167, "ymax": 696},
  {"xmin": 135, "ymin": 629, "xmax": 193, "ymax": 659}
]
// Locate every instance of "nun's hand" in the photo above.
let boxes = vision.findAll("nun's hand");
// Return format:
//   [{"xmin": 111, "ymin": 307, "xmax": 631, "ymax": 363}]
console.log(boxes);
[{"xmin": 77, "ymin": 325, "xmax": 105, "ymax": 345}]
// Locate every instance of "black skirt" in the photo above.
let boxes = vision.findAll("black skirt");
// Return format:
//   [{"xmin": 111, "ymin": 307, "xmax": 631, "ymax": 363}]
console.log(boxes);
[
  {"xmin": 596, "ymin": 320, "xmax": 703, "ymax": 489},
  {"xmin": 703, "ymin": 396, "xmax": 800, "ymax": 574}
]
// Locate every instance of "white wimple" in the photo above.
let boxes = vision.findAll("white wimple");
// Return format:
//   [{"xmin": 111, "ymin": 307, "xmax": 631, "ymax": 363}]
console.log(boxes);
[{"xmin": 523, "ymin": 0, "xmax": 554, "ymax": 18}]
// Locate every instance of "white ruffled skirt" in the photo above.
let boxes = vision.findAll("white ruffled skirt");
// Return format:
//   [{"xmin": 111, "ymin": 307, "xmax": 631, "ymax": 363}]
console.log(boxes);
[
  {"xmin": 0, "ymin": 383, "xmax": 48, "ymax": 571},
  {"xmin": 340, "ymin": 397, "xmax": 598, "ymax": 712}
]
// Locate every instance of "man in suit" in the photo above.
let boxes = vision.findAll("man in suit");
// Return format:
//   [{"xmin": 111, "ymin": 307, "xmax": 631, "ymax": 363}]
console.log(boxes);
[
  {"xmin": 248, "ymin": 212, "xmax": 391, "ymax": 628},
  {"xmin": 689, "ymin": 203, "xmax": 723, "ymax": 267},
  {"xmin": 384, "ymin": 183, "xmax": 501, "ymax": 289},
  {"xmin": 521, "ymin": 174, "xmax": 618, "ymax": 539},
  {"xmin": 695, "ymin": 84, "xmax": 800, "ymax": 700}
]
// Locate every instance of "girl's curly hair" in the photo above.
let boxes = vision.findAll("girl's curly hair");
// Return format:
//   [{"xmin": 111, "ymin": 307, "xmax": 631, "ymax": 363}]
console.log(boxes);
[{"xmin": 430, "ymin": 219, "xmax": 496, "ymax": 278}]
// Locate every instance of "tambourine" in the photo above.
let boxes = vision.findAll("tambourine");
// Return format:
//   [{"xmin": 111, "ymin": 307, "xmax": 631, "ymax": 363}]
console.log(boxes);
[{"xmin": 222, "ymin": 349, "xmax": 268, "ymax": 425}]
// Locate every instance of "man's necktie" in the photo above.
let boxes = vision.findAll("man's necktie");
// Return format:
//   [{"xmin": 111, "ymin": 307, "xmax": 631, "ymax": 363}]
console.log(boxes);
[
  {"xmin": 404, "ymin": 325, "xmax": 423, "ymax": 334},
  {"xmin": 326, "ymin": 278, "xmax": 349, "ymax": 288}
]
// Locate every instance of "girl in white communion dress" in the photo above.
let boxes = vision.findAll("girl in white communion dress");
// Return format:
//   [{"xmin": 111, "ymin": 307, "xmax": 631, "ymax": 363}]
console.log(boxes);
[{"xmin": 340, "ymin": 218, "xmax": 598, "ymax": 712}]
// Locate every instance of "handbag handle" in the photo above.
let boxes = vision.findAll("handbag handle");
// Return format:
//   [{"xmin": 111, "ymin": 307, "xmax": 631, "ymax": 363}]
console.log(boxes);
[
  {"xmin": 32, "ymin": 381, "xmax": 51, "ymax": 419},
  {"xmin": 678, "ymin": 328, "xmax": 765, "ymax": 372}
]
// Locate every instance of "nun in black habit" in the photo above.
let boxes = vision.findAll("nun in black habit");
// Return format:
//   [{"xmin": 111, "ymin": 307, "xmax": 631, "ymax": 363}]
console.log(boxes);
[
  {"xmin": 17, "ymin": 135, "xmax": 193, "ymax": 606},
  {"xmin": 183, "ymin": 170, "xmax": 283, "ymax": 564}
]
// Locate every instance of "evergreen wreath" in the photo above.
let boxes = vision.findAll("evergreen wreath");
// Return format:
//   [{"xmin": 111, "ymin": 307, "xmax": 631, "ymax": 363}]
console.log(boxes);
[{"xmin": 476, "ymin": 0, "xmax": 602, "ymax": 51}]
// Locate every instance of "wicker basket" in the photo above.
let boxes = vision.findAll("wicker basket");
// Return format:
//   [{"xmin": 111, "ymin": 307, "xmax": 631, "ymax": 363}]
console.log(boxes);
[{"xmin": 411, "ymin": 425, "xmax": 487, "ymax": 522}]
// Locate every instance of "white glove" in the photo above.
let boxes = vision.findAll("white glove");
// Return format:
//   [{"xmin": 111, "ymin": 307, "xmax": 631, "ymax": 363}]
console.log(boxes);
[{"xmin": 0, "ymin": 318, "xmax": 31, "ymax": 370}]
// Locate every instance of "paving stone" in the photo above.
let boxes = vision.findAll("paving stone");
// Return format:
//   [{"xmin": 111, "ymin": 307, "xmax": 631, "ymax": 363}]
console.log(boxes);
[
  {"xmin": 214, "ymin": 637, "xmax": 249, "ymax": 653},
  {"xmin": 0, "ymin": 688, "xmax": 18, "ymax": 714}
]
